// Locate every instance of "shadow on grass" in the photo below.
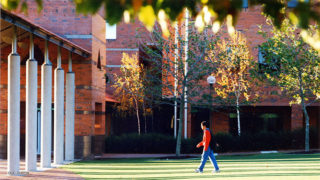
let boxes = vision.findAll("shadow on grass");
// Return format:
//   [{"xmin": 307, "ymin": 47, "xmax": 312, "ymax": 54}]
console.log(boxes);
[{"xmin": 62, "ymin": 153, "xmax": 320, "ymax": 179}]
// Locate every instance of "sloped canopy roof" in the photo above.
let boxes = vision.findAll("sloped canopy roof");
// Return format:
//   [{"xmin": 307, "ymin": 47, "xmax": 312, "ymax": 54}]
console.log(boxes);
[
  {"xmin": 106, "ymin": 92, "xmax": 119, "ymax": 103},
  {"xmin": 1, "ymin": 8, "xmax": 91, "ymax": 58}
]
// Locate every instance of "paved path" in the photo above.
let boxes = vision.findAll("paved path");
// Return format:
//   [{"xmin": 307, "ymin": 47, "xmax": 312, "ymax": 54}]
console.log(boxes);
[{"xmin": 0, "ymin": 160, "xmax": 83, "ymax": 180}]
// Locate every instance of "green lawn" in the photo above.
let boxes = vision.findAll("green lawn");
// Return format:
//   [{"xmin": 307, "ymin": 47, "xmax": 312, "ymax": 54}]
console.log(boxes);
[{"xmin": 62, "ymin": 153, "xmax": 320, "ymax": 180}]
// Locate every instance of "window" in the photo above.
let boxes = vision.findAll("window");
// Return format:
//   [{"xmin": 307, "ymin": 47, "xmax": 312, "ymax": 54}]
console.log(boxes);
[
  {"xmin": 258, "ymin": 47, "xmax": 267, "ymax": 65},
  {"xmin": 97, "ymin": 49, "xmax": 101, "ymax": 69},
  {"xmin": 288, "ymin": 0, "xmax": 309, "ymax": 8},
  {"xmin": 106, "ymin": 22, "xmax": 117, "ymax": 40},
  {"xmin": 258, "ymin": 47, "xmax": 280, "ymax": 73}
]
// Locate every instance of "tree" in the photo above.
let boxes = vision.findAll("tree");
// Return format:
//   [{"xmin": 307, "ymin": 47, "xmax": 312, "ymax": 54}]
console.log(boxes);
[
  {"xmin": 3, "ymin": 0, "xmax": 320, "ymax": 50},
  {"xmin": 139, "ymin": 23, "xmax": 218, "ymax": 156},
  {"xmin": 112, "ymin": 53, "xmax": 147, "ymax": 135},
  {"xmin": 258, "ymin": 19, "xmax": 320, "ymax": 151},
  {"xmin": 213, "ymin": 31, "xmax": 257, "ymax": 136}
]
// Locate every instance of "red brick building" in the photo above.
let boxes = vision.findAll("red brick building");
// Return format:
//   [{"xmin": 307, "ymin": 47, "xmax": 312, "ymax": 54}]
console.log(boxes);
[
  {"xmin": 104, "ymin": 6, "xmax": 320, "ymax": 144},
  {"xmin": 0, "ymin": 0, "xmax": 108, "ymax": 161},
  {"xmin": 0, "ymin": 1, "xmax": 319, "ymax": 164}
]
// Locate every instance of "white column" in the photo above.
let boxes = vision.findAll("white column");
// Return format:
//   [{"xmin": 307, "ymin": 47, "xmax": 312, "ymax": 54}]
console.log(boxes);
[
  {"xmin": 65, "ymin": 51, "xmax": 75, "ymax": 161},
  {"xmin": 40, "ymin": 38, "xmax": 52, "ymax": 168},
  {"xmin": 7, "ymin": 26, "xmax": 20, "ymax": 175},
  {"xmin": 174, "ymin": 22, "xmax": 178, "ymax": 138},
  {"xmin": 54, "ymin": 45, "xmax": 64, "ymax": 165},
  {"xmin": 26, "ymin": 33, "xmax": 38, "ymax": 171},
  {"xmin": 184, "ymin": 9, "xmax": 189, "ymax": 139}
]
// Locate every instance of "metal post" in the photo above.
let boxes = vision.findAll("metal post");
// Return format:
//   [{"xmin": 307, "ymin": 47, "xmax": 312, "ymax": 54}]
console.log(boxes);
[{"xmin": 184, "ymin": 9, "xmax": 189, "ymax": 139}]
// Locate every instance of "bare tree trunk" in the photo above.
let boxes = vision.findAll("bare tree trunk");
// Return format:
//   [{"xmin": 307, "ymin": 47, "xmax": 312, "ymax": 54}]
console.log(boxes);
[
  {"xmin": 151, "ymin": 111, "xmax": 154, "ymax": 132},
  {"xmin": 143, "ymin": 102, "xmax": 147, "ymax": 134},
  {"xmin": 302, "ymin": 101, "xmax": 310, "ymax": 152},
  {"xmin": 236, "ymin": 95, "xmax": 241, "ymax": 136},
  {"xmin": 144, "ymin": 115, "xmax": 147, "ymax": 134},
  {"xmin": 134, "ymin": 99, "xmax": 141, "ymax": 135},
  {"xmin": 176, "ymin": 90, "xmax": 185, "ymax": 157},
  {"xmin": 298, "ymin": 72, "xmax": 309, "ymax": 151}
]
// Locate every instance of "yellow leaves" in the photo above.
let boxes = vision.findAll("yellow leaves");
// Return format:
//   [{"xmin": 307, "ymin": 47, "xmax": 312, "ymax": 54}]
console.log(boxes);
[
  {"xmin": 301, "ymin": 29, "xmax": 320, "ymax": 51},
  {"xmin": 195, "ymin": 14, "xmax": 205, "ymax": 32},
  {"xmin": 123, "ymin": 10, "xmax": 130, "ymax": 23},
  {"xmin": 158, "ymin": 9, "xmax": 169, "ymax": 37},
  {"xmin": 212, "ymin": 21, "xmax": 221, "ymax": 34},
  {"xmin": 201, "ymin": 0, "xmax": 209, "ymax": 4},
  {"xmin": 288, "ymin": 12, "xmax": 299, "ymax": 26},
  {"xmin": 113, "ymin": 53, "xmax": 146, "ymax": 112},
  {"xmin": 214, "ymin": 30, "xmax": 254, "ymax": 103},
  {"xmin": 138, "ymin": 5, "xmax": 156, "ymax": 31},
  {"xmin": 244, "ymin": 92, "xmax": 250, "ymax": 101},
  {"xmin": 227, "ymin": 15, "xmax": 235, "ymax": 35},
  {"xmin": 1, "ymin": 0, "xmax": 18, "ymax": 9},
  {"xmin": 203, "ymin": 6, "xmax": 212, "ymax": 24},
  {"xmin": 194, "ymin": 5, "xmax": 218, "ymax": 33},
  {"xmin": 0, "ymin": 0, "xmax": 9, "ymax": 7},
  {"xmin": 215, "ymin": 89, "xmax": 228, "ymax": 99}
]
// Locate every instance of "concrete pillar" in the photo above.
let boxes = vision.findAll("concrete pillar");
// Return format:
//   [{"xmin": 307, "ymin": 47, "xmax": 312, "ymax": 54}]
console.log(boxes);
[
  {"xmin": 40, "ymin": 38, "xmax": 52, "ymax": 168},
  {"xmin": 54, "ymin": 45, "xmax": 64, "ymax": 165},
  {"xmin": 7, "ymin": 26, "xmax": 20, "ymax": 175},
  {"xmin": 65, "ymin": 52, "xmax": 75, "ymax": 161},
  {"xmin": 26, "ymin": 33, "xmax": 38, "ymax": 171}
]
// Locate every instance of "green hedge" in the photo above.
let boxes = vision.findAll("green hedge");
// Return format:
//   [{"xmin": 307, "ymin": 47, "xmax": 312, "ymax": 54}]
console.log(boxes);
[{"xmin": 105, "ymin": 128, "xmax": 319, "ymax": 153}]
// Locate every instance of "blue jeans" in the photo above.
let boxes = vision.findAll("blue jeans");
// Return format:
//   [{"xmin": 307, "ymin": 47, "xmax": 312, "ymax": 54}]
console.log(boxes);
[{"xmin": 198, "ymin": 147, "xmax": 219, "ymax": 172}]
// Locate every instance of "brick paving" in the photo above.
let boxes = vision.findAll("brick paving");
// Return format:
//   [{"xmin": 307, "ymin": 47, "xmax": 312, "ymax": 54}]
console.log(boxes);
[{"xmin": 0, "ymin": 160, "xmax": 83, "ymax": 180}]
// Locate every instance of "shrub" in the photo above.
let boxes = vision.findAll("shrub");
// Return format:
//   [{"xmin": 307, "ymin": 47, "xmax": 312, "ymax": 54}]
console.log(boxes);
[
  {"xmin": 105, "ymin": 128, "xmax": 319, "ymax": 153},
  {"xmin": 105, "ymin": 133, "xmax": 176, "ymax": 153}
]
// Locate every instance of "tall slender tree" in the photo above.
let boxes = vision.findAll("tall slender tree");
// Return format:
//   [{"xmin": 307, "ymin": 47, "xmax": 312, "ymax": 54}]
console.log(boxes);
[
  {"xmin": 139, "ymin": 24, "xmax": 219, "ymax": 156},
  {"xmin": 258, "ymin": 19, "xmax": 320, "ymax": 151},
  {"xmin": 213, "ymin": 31, "xmax": 257, "ymax": 136},
  {"xmin": 112, "ymin": 53, "xmax": 146, "ymax": 135}
]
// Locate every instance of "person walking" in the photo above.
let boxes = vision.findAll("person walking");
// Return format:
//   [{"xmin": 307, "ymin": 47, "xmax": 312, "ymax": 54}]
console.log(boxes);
[{"xmin": 195, "ymin": 121, "xmax": 220, "ymax": 174}]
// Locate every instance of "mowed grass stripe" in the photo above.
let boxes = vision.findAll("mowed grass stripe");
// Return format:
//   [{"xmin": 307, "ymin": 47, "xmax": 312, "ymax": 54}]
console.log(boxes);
[
  {"xmin": 62, "ymin": 153, "xmax": 320, "ymax": 180},
  {"xmin": 80, "ymin": 170, "xmax": 320, "ymax": 179},
  {"xmin": 65, "ymin": 166, "xmax": 320, "ymax": 173},
  {"xmin": 66, "ymin": 170, "xmax": 320, "ymax": 177},
  {"xmin": 65, "ymin": 163, "xmax": 320, "ymax": 169}
]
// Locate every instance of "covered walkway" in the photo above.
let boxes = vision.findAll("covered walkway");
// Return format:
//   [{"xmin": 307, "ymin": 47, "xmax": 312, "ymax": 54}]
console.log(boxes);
[{"xmin": 1, "ymin": 8, "xmax": 90, "ymax": 176}]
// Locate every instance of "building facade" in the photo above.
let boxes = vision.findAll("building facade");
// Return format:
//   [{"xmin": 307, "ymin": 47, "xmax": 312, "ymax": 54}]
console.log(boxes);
[
  {"xmin": 0, "ymin": 0, "xmax": 108, "ymax": 161},
  {"xmin": 104, "ymin": 6, "xmax": 320, "ymax": 144}
]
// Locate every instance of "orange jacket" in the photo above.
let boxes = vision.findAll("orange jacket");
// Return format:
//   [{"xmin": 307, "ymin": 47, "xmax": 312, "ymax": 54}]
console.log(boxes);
[{"xmin": 197, "ymin": 128, "xmax": 211, "ymax": 151}]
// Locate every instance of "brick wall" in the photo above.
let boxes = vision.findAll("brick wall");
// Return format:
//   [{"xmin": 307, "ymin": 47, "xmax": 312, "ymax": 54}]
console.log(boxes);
[
  {"xmin": 7, "ymin": 0, "xmax": 108, "ymax": 156},
  {"xmin": 16, "ymin": 0, "xmax": 92, "ymax": 51}
]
